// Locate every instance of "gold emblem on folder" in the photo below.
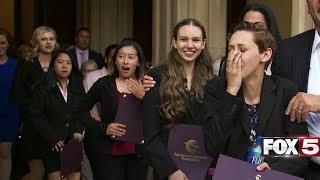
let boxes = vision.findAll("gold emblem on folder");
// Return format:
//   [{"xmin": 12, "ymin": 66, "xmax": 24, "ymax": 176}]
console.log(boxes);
[{"xmin": 185, "ymin": 139, "xmax": 199, "ymax": 153}]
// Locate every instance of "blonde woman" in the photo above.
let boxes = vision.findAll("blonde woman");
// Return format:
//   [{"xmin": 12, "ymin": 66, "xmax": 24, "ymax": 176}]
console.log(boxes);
[{"xmin": 12, "ymin": 26, "xmax": 59, "ymax": 180}]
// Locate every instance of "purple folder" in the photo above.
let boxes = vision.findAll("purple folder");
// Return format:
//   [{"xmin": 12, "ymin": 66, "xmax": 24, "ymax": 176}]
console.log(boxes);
[
  {"xmin": 114, "ymin": 94, "xmax": 143, "ymax": 144},
  {"xmin": 212, "ymin": 154, "xmax": 303, "ymax": 180},
  {"xmin": 168, "ymin": 124, "xmax": 212, "ymax": 180},
  {"xmin": 60, "ymin": 139, "xmax": 83, "ymax": 177}
]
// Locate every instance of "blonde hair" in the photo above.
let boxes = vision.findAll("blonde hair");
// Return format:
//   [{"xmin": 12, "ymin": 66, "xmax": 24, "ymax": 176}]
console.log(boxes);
[{"xmin": 26, "ymin": 26, "xmax": 59, "ymax": 60}]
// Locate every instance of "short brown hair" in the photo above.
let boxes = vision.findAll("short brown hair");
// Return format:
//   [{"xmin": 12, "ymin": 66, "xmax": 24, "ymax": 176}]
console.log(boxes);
[
  {"xmin": 228, "ymin": 21, "xmax": 275, "ymax": 68},
  {"xmin": 228, "ymin": 21, "xmax": 275, "ymax": 54}
]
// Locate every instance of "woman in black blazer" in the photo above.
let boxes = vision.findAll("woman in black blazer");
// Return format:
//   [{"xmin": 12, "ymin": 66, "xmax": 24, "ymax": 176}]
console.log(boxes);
[
  {"xmin": 203, "ymin": 22, "xmax": 308, "ymax": 177},
  {"xmin": 79, "ymin": 39, "xmax": 148, "ymax": 180},
  {"xmin": 142, "ymin": 18, "xmax": 214, "ymax": 180},
  {"xmin": 11, "ymin": 26, "xmax": 59, "ymax": 179},
  {"xmin": 30, "ymin": 49, "xmax": 84, "ymax": 179}
]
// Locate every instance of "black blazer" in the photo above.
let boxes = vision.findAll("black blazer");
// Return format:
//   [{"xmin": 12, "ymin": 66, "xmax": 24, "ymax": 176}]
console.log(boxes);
[
  {"xmin": 202, "ymin": 75, "xmax": 308, "ymax": 176},
  {"xmin": 30, "ymin": 78, "xmax": 85, "ymax": 147},
  {"xmin": 12, "ymin": 59, "xmax": 47, "ymax": 110},
  {"xmin": 79, "ymin": 75, "xmax": 144, "ymax": 154},
  {"xmin": 69, "ymin": 48, "xmax": 104, "ymax": 70},
  {"xmin": 142, "ymin": 67, "xmax": 203, "ymax": 179},
  {"xmin": 271, "ymin": 29, "xmax": 315, "ymax": 92}
]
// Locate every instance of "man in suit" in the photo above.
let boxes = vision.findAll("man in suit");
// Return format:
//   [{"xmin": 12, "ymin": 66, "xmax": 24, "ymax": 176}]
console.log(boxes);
[
  {"xmin": 69, "ymin": 27, "xmax": 104, "ymax": 71},
  {"xmin": 272, "ymin": 0, "xmax": 320, "ymax": 179}
]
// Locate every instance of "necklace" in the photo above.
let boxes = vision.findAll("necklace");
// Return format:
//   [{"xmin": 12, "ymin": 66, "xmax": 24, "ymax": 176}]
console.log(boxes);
[{"xmin": 42, "ymin": 66, "xmax": 49, "ymax": 72}]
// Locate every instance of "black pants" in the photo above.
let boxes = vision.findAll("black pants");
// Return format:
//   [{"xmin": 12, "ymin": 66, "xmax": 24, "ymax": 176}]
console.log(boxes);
[
  {"xmin": 305, "ymin": 160, "xmax": 320, "ymax": 180},
  {"xmin": 93, "ymin": 153, "xmax": 148, "ymax": 180}
]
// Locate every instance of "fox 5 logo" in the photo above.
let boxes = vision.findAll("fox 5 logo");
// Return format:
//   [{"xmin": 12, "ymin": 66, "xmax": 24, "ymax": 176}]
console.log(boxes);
[{"xmin": 262, "ymin": 137, "xmax": 320, "ymax": 157}]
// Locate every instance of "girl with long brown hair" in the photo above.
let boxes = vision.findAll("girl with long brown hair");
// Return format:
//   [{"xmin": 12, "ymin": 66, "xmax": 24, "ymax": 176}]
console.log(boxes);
[{"xmin": 142, "ymin": 18, "xmax": 214, "ymax": 180}]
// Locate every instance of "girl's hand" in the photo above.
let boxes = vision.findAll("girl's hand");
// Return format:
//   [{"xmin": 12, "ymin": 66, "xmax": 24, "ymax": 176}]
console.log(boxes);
[
  {"xmin": 168, "ymin": 170, "xmax": 189, "ymax": 180},
  {"xmin": 257, "ymin": 162, "xmax": 271, "ymax": 171},
  {"xmin": 53, "ymin": 140, "xmax": 64, "ymax": 152},
  {"xmin": 125, "ymin": 79, "xmax": 145, "ymax": 99},
  {"xmin": 226, "ymin": 49, "xmax": 242, "ymax": 96},
  {"xmin": 106, "ymin": 123, "xmax": 126, "ymax": 137},
  {"xmin": 73, "ymin": 133, "xmax": 83, "ymax": 143}
]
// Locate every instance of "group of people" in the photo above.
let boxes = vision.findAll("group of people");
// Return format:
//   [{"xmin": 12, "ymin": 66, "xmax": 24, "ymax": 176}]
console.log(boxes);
[{"xmin": 0, "ymin": 1, "xmax": 320, "ymax": 180}]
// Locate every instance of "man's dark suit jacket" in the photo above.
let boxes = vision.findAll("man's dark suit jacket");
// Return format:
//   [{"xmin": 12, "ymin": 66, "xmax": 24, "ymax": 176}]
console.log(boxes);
[
  {"xmin": 203, "ymin": 75, "xmax": 308, "ymax": 176},
  {"xmin": 271, "ymin": 29, "xmax": 315, "ymax": 92},
  {"xmin": 142, "ymin": 67, "xmax": 204, "ymax": 179},
  {"xmin": 69, "ymin": 48, "xmax": 104, "ymax": 70}
]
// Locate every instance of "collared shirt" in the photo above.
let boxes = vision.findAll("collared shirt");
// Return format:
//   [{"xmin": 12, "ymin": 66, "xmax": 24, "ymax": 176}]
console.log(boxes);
[
  {"xmin": 57, "ymin": 80, "xmax": 69, "ymax": 103},
  {"xmin": 307, "ymin": 30, "xmax": 320, "ymax": 164},
  {"xmin": 83, "ymin": 67, "xmax": 109, "ymax": 92},
  {"xmin": 75, "ymin": 47, "xmax": 89, "ymax": 70}
]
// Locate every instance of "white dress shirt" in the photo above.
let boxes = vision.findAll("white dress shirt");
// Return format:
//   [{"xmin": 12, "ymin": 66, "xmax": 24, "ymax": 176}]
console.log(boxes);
[
  {"xmin": 57, "ymin": 80, "xmax": 69, "ymax": 103},
  {"xmin": 307, "ymin": 30, "xmax": 320, "ymax": 164}
]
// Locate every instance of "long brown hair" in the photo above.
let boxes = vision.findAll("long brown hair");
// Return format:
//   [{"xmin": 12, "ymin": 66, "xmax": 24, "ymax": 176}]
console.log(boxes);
[
  {"xmin": 159, "ymin": 18, "xmax": 214, "ymax": 123},
  {"xmin": 111, "ymin": 39, "xmax": 147, "ymax": 80}
]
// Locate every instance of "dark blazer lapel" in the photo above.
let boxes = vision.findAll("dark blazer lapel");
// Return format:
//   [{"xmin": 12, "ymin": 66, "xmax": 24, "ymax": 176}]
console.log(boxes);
[
  {"xmin": 186, "ymin": 100, "xmax": 201, "ymax": 124},
  {"xmin": 232, "ymin": 87, "xmax": 250, "ymax": 137},
  {"xmin": 304, "ymin": 29, "xmax": 315, "ymax": 63},
  {"xmin": 67, "ymin": 86, "xmax": 81, "ymax": 113},
  {"xmin": 239, "ymin": 103, "xmax": 250, "ymax": 137},
  {"xmin": 302, "ymin": 29, "xmax": 315, "ymax": 91},
  {"xmin": 34, "ymin": 59, "xmax": 46, "ymax": 77},
  {"xmin": 54, "ymin": 86, "xmax": 68, "ymax": 105},
  {"xmin": 71, "ymin": 49, "xmax": 80, "ymax": 70},
  {"xmin": 67, "ymin": 85, "xmax": 76, "ymax": 107},
  {"xmin": 34, "ymin": 59, "xmax": 43, "ymax": 72},
  {"xmin": 186, "ymin": 104, "xmax": 193, "ymax": 122},
  {"xmin": 89, "ymin": 49, "xmax": 93, "ymax": 59},
  {"xmin": 257, "ymin": 76, "xmax": 276, "ymax": 135},
  {"xmin": 89, "ymin": 50, "xmax": 98, "ymax": 68},
  {"xmin": 89, "ymin": 49, "xmax": 102, "ymax": 68},
  {"xmin": 110, "ymin": 77, "xmax": 117, "ymax": 115}
]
